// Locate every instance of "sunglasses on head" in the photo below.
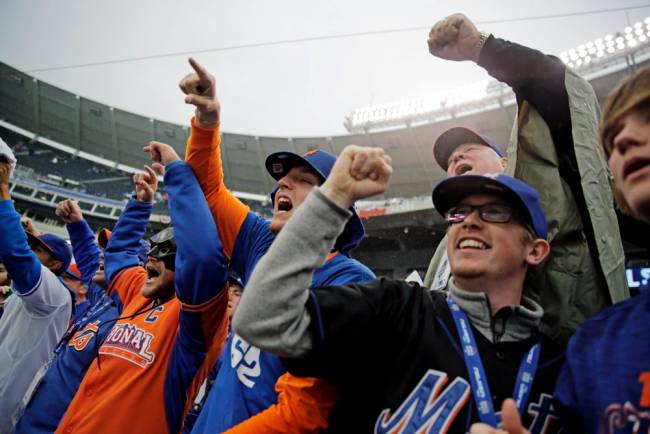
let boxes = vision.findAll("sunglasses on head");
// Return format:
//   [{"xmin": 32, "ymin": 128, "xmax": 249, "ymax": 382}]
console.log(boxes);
[{"xmin": 148, "ymin": 241, "xmax": 175, "ymax": 259}]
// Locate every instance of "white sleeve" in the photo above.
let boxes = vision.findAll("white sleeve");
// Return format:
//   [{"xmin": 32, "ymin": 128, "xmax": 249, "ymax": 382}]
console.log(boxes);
[{"xmin": 17, "ymin": 265, "xmax": 71, "ymax": 316}]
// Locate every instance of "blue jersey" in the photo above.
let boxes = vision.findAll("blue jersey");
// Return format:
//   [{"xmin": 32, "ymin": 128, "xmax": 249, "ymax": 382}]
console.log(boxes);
[
  {"xmin": 554, "ymin": 290, "xmax": 650, "ymax": 433},
  {"xmin": 15, "ymin": 220, "xmax": 121, "ymax": 434},
  {"xmin": 191, "ymin": 212, "xmax": 374, "ymax": 433}
]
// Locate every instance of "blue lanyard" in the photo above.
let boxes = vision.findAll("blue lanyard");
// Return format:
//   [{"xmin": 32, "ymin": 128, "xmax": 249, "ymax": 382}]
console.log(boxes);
[{"xmin": 446, "ymin": 296, "xmax": 541, "ymax": 427}]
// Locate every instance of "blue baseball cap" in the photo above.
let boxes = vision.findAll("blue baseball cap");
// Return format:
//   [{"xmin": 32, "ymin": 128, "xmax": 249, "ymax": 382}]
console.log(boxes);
[
  {"xmin": 27, "ymin": 232, "xmax": 73, "ymax": 275},
  {"xmin": 265, "ymin": 149, "xmax": 365, "ymax": 255},
  {"xmin": 431, "ymin": 174, "xmax": 548, "ymax": 239},
  {"xmin": 433, "ymin": 127, "xmax": 506, "ymax": 171},
  {"xmin": 227, "ymin": 272, "xmax": 243, "ymax": 288},
  {"xmin": 265, "ymin": 149, "xmax": 335, "ymax": 183}
]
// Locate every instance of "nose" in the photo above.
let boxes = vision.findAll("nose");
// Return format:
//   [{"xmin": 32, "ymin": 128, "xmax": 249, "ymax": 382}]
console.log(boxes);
[
  {"xmin": 277, "ymin": 175, "xmax": 293, "ymax": 191},
  {"xmin": 613, "ymin": 124, "xmax": 643, "ymax": 156},
  {"xmin": 450, "ymin": 151, "xmax": 465, "ymax": 165},
  {"xmin": 461, "ymin": 208, "xmax": 483, "ymax": 228}
]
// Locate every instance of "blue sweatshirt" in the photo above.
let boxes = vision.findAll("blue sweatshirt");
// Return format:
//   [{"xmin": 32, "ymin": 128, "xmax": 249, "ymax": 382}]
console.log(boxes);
[{"xmin": 554, "ymin": 290, "xmax": 650, "ymax": 433}]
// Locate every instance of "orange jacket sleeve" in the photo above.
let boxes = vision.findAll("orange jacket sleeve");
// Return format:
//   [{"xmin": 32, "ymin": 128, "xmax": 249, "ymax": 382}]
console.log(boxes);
[
  {"xmin": 107, "ymin": 266, "xmax": 147, "ymax": 308},
  {"xmin": 185, "ymin": 117, "xmax": 250, "ymax": 258},
  {"xmin": 223, "ymin": 373, "xmax": 339, "ymax": 434}
]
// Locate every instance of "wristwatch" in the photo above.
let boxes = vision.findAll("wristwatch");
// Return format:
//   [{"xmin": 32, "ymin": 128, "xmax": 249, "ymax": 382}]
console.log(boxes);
[{"xmin": 475, "ymin": 31, "xmax": 490, "ymax": 52}]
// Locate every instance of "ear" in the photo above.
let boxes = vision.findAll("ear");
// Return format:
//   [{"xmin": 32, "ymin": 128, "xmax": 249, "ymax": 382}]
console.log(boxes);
[
  {"xmin": 525, "ymin": 239, "xmax": 550, "ymax": 266},
  {"xmin": 499, "ymin": 157, "xmax": 508, "ymax": 170}
]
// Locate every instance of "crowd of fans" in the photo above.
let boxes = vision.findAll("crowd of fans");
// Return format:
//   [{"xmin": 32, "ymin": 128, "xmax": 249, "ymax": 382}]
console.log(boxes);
[{"xmin": 0, "ymin": 13, "xmax": 649, "ymax": 434}]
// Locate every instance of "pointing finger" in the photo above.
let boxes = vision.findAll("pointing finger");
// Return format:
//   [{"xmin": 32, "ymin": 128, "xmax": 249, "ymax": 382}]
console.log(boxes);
[
  {"xmin": 144, "ymin": 142, "xmax": 162, "ymax": 162},
  {"xmin": 143, "ymin": 165, "xmax": 157, "ymax": 180},
  {"xmin": 188, "ymin": 57, "xmax": 209, "ymax": 80}
]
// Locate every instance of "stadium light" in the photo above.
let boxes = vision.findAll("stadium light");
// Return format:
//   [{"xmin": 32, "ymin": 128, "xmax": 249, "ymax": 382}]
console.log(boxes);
[
  {"xmin": 344, "ymin": 17, "xmax": 650, "ymax": 133},
  {"xmin": 560, "ymin": 17, "xmax": 650, "ymax": 69}
]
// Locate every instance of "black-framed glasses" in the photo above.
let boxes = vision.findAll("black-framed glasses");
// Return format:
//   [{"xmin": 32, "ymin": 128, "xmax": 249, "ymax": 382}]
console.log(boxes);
[{"xmin": 445, "ymin": 203, "xmax": 515, "ymax": 224}]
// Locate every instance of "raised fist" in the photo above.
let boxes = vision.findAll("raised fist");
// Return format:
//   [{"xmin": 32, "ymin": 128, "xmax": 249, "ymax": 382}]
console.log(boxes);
[
  {"xmin": 427, "ymin": 13, "xmax": 483, "ymax": 62},
  {"xmin": 133, "ymin": 165, "xmax": 159, "ymax": 203},
  {"xmin": 21, "ymin": 216, "xmax": 39, "ymax": 236},
  {"xmin": 0, "ymin": 161, "xmax": 11, "ymax": 187},
  {"xmin": 179, "ymin": 57, "xmax": 221, "ymax": 129},
  {"xmin": 55, "ymin": 199, "xmax": 84, "ymax": 224},
  {"xmin": 143, "ymin": 141, "xmax": 181, "ymax": 176},
  {"xmin": 320, "ymin": 145, "xmax": 392, "ymax": 209}
]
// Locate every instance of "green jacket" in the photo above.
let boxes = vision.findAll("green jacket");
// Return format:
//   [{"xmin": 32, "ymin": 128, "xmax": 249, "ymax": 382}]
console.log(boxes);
[{"xmin": 424, "ymin": 38, "xmax": 628, "ymax": 345}]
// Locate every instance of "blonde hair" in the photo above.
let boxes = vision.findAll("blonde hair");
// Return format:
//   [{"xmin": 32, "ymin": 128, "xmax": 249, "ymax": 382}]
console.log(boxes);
[{"xmin": 599, "ymin": 66, "xmax": 650, "ymax": 215}]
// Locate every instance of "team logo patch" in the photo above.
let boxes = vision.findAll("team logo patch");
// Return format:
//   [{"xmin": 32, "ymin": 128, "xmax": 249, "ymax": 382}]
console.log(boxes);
[
  {"xmin": 603, "ymin": 402, "xmax": 650, "ymax": 434},
  {"xmin": 272, "ymin": 163, "xmax": 284, "ymax": 174},
  {"xmin": 69, "ymin": 321, "xmax": 100, "ymax": 352},
  {"xmin": 375, "ymin": 369, "xmax": 470, "ymax": 433},
  {"xmin": 100, "ymin": 323, "xmax": 155, "ymax": 368}
]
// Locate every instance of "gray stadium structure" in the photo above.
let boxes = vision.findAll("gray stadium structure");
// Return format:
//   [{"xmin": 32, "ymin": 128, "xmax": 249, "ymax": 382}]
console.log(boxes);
[{"xmin": 2, "ymin": 28, "xmax": 650, "ymax": 279}]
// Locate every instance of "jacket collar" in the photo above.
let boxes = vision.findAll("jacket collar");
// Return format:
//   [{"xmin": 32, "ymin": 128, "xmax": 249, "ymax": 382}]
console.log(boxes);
[{"xmin": 447, "ymin": 279, "xmax": 543, "ymax": 343}]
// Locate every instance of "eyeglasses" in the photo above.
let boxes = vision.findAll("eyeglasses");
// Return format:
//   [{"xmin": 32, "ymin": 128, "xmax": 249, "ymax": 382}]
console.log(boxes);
[{"xmin": 445, "ymin": 203, "xmax": 515, "ymax": 224}]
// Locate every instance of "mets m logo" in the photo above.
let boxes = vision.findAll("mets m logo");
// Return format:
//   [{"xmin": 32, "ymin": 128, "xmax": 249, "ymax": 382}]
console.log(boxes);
[
  {"xmin": 374, "ymin": 370, "xmax": 559, "ymax": 434},
  {"xmin": 69, "ymin": 320, "xmax": 100, "ymax": 351},
  {"xmin": 375, "ymin": 369, "xmax": 471, "ymax": 433},
  {"xmin": 100, "ymin": 323, "xmax": 155, "ymax": 368}
]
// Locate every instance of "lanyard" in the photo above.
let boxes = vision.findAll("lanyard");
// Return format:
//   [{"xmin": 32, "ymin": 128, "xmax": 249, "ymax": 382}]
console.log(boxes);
[
  {"xmin": 446, "ymin": 296, "xmax": 541, "ymax": 427},
  {"xmin": 55, "ymin": 297, "xmax": 113, "ymax": 353},
  {"xmin": 54, "ymin": 269, "xmax": 126, "ymax": 354}
]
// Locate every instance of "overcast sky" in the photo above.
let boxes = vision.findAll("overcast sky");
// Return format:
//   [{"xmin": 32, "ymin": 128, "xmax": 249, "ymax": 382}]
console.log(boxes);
[{"xmin": 2, "ymin": 0, "xmax": 649, "ymax": 137}]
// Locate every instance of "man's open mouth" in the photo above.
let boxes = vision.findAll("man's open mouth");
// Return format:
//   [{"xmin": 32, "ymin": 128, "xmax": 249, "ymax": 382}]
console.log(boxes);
[
  {"xmin": 277, "ymin": 197, "xmax": 293, "ymax": 212},
  {"xmin": 147, "ymin": 266, "xmax": 160, "ymax": 279},
  {"xmin": 455, "ymin": 163, "xmax": 473, "ymax": 175},
  {"xmin": 623, "ymin": 157, "xmax": 650, "ymax": 181}
]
